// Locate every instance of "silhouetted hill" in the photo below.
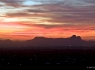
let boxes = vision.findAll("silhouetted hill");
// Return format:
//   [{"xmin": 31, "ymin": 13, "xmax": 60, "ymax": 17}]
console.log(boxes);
[
  {"xmin": 26, "ymin": 35, "xmax": 84, "ymax": 46},
  {"xmin": 0, "ymin": 35, "xmax": 95, "ymax": 47}
]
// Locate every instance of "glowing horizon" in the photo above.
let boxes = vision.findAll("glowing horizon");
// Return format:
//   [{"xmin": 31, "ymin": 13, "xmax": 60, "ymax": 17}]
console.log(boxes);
[{"xmin": 0, "ymin": 0, "xmax": 95, "ymax": 41}]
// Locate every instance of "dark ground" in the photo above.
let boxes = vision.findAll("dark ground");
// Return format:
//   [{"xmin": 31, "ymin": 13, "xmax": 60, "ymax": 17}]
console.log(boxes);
[{"xmin": 0, "ymin": 46, "xmax": 95, "ymax": 69}]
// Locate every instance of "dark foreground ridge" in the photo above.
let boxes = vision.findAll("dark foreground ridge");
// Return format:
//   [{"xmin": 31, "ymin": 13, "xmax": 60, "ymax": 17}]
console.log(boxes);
[
  {"xmin": 0, "ymin": 35, "xmax": 95, "ymax": 68},
  {"xmin": 0, "ymin": 35, "xmax": 95, "ymax": 47}
]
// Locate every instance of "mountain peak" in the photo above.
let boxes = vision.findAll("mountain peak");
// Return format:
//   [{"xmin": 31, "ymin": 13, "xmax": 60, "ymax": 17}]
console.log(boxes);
[
  {"xmin": 77, "ymin": 36, "xmax": 81, "ymax": 39},
  {"xmin": 70, "ymin": 35, "xmax": 82, "ymax": 40},
  {"xmin": 70, "ymin": 35, "xmax": 77, "ymax": 38},
  {"xmin": 34, "ymin": 36, "xmax": 46, "ymax": 39}
]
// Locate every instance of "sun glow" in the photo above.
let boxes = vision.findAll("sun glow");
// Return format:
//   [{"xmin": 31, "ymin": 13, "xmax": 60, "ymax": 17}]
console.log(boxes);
[
  {"xmin": 2, "ymin": 18, "xmax": 20, "ymax": 22},
  {"xmin": 0, "ymin": 22, "xmax": 30, "ymax": 33}
]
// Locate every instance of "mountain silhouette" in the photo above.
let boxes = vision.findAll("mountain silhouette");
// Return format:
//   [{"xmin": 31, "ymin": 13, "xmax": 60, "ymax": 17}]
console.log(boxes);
[
  {"xmin": 0, "ymin": 35, "xmax": 95, "ymax": 47},
  {"xmin": 27, "ymin": 35, "xmax": 85, "ymax": 46}
]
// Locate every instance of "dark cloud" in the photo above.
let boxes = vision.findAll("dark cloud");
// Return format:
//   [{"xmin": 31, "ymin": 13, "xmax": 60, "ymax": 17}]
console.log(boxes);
[
  {"xmin": 84, "ymin": 0, "xmax": 95, "ymax": 3},
  {"xmin": 27, "ymin": 9, "xmax": 47, "ymax": 13},
  {"xmin": 3, "ymin": 0, "xmax": 95, "ymax": 27},
  {"xmin": 0, "ymin": 0, "xmax": 94, "ymax": 7},
  {"xmin": 6, "ymin": 12, "xmax": 33, "ymax": 17},
  {"xmin": 0, "ymin": 0, "xmax": 24, "ymax": 7}
]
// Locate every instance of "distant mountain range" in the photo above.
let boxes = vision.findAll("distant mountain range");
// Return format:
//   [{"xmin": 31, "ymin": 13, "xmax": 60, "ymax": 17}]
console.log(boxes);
[{"xmin": 0, "ymin": 35, "xmax": 95, "ymax": 47}]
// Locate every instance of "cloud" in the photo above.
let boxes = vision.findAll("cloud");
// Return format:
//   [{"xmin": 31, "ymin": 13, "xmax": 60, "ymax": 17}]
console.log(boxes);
[
  {"xmin": 5, "ymin": 2, "xmax": 95, "ymax": 27},
  {"xmin": 84, "ymin": 0, "xmax": 95, "ymax": 3},
  {"xmin": 0, "ymin": 0, "xmax": 95, "ymax": 7},
  {"xmin": 0, "ymin": 0, "xmax": 95, "ymax": 40},
  {"xmin": 6, "ymin": 12, "xmax": 33, "ymax": 17},
  {"xmin": 0, "ymin": 0, "xmax": 25, "ymax": 7}
]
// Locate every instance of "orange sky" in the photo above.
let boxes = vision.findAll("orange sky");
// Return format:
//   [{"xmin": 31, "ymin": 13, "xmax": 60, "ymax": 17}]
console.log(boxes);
[{"xmin": 0, "ymin": 0, "xmax": 95, "ymax": 41}]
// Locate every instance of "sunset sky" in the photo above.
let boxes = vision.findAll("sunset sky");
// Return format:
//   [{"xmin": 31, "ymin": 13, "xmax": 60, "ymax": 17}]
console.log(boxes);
[{"xmin": 0, "ymin": 0, "xmax": 95, "ymax": 41}]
